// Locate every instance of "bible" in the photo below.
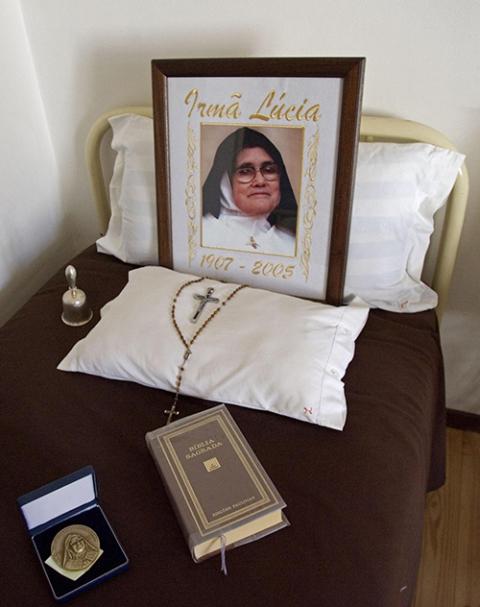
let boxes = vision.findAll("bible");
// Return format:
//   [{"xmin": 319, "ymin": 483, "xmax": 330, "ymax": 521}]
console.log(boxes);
[{"xmin": 145, "ymin": 405, "xmax": 289, "ymax": 562}]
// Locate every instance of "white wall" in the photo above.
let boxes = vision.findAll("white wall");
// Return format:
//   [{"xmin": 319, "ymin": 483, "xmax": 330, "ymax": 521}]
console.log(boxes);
[
  {"xmin": 0, "ymin": 0, "xmax": 69, "ymax": 325},
  {"xmin": 6, "ymin": 0, "xmax": 480, "ymax": 412}
]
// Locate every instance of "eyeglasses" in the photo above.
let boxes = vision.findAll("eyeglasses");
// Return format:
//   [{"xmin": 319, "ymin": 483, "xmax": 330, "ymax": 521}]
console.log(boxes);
[{"xmin": 233, "ymin": 162, "xmax": 280, "ymax": 183}]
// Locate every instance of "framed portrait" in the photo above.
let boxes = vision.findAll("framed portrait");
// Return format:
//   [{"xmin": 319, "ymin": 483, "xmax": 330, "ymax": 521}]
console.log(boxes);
[{"xmin": 152, "ymin": 58, "xmax": 365, "ymax": 305}]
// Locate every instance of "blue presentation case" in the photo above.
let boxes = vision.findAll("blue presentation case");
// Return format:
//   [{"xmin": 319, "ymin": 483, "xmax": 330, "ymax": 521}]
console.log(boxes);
[{"xmin": 17, "ymin": 466, "xmax": 129, "ymax": 602}]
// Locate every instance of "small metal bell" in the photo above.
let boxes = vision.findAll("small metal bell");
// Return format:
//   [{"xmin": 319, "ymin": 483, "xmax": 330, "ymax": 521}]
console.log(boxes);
[{"xmin": 61, "ymin": 265, "xmax": 93, "ymax": 326}]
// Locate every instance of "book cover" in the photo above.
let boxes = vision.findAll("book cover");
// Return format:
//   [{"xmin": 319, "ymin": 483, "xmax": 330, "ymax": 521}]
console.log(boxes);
[{"xmin": 145, "ymin": 405, "xmax": 289, "ymax": 562}]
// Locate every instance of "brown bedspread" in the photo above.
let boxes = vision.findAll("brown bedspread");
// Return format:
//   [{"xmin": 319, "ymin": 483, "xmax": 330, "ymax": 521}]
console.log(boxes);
[{"xmin": 0, "ymin": 247, "xmax": 445, "ymax": 607}]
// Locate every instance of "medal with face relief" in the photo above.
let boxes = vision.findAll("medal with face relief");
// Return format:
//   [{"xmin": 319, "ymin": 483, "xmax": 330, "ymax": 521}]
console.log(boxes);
[{"xmin": 51, "ymin": 524, "xmax": 102, "ymax": 572}]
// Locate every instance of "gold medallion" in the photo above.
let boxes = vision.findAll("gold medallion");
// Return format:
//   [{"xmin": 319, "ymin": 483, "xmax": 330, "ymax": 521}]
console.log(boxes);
[{"xmin": 51, "ymin": 524, "xmax": 102, "ymax": 572}]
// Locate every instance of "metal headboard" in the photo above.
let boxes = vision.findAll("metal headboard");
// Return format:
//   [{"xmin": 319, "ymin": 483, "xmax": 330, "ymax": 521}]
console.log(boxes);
[{"xmin": 85, "ymin": 107, "xmax": 469, "ymax": 321}]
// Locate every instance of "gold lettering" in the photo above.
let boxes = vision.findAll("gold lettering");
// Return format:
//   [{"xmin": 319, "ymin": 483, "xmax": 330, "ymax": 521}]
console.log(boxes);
[
  {"xmin": 206, "ymin": 105, "xmax": 221, "ymax": 118},
  {"xmin": 270, "ymin": 92, "xmax": 286, "ymax": 121},
  {"xmin": 184, "ymin": 89, "xmax": 242, "ymax": 119},
  {"xmin": 249, "ymin": 90, "xmax": 275, "ymax": 121},
  {"xmin": 197, "ymin": 102, "xmax": 207, "ymax": 117},
  {"xmin": 185, "ymin": 440, "xmax": 223, "ymax": 460},
  {"xmin": 231, "ymin": 495, "xmax": 256, "ymax": 509},
  {"xmin": 304, "ymin": 104, "xmax": 321, "ymax": 122},
  {"xmin": 226, "ymin": 92, "xmax": 242, "ymax": 119},
  {"xmin": 185, "ymin": 88, "xmax": 319, "ymax": 122},
  {"xmin": 212, "ymin": 506, "xmax": 232, "ymax": 518},
  {"xmin": 284, "ymin": 105, "xmax": 297, "ymax": 121},
  {"xmin": 184, "ymin": 88, "xmax": 199, "ymax": 118},
  {"xmin": 249, "ymin": 90, "xmax": 321, "ymax": 123},
  {"xmin": 251, "ymin": 260, "xmax": 296, "ymax": 280}
]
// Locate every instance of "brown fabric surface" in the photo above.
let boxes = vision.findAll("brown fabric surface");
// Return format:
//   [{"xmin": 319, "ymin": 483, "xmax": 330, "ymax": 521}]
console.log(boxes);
[{"xmin": 0, "ymin": 247, "xmax": 445, "ymax": 607}]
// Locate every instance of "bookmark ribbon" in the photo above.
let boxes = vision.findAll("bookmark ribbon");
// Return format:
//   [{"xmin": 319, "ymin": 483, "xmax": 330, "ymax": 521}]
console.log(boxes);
[{"xmin": 220, "ymin": 535, "xmax": 228, "ymax": 576}]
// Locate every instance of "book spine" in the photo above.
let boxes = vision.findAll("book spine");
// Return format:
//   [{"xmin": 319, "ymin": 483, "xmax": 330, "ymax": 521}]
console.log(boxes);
[{"xmin": 145, "ymin": 435, "xmax": 198, "ymax": 559}]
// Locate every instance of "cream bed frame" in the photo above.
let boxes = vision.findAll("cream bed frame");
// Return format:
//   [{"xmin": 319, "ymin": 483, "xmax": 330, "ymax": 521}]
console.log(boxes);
[{"xmin": 86, "ymin": 107, "xmax": 469, "ymax": 321}]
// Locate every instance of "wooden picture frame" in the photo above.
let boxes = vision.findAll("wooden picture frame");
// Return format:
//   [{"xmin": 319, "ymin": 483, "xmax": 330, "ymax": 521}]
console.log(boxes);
[{"xmin": 152, "ymin": 57, "xmax": 365, "ymax": 305}]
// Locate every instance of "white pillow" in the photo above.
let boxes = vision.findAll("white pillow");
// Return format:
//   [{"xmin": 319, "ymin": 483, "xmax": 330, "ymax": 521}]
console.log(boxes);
[
  {"xmin": 58, "ymin": 266, "xmax": 369, "ymax": 431},
  {"xmin": 345, "ymin": 142, "xmax": 465, "ymax": 311},
  {"xmin": 96, "ymin": 114, "xmax": 157, "ymax": 265},
  {"xmin": 96, "ymin": 114, "xmax": 464, "ymax": 312}
]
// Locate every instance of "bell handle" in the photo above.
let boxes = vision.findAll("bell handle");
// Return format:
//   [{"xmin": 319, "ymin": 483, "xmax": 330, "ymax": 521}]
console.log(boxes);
[{"xmin": 65, "ymin": 265, "xmax": 77, "ymax": 290}]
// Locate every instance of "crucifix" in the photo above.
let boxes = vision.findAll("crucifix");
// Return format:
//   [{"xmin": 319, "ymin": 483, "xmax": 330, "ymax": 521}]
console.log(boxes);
[
  {"xmin": 164, "ymin": 398, "xmax": 180, "ymax": 425},
  {"xmin": 164, "ymin": 348, "xmax": 190, "ymax": 424},
  {"xmin": 191, "ymin": 287, "xmax": 219, "ymax": 323}
]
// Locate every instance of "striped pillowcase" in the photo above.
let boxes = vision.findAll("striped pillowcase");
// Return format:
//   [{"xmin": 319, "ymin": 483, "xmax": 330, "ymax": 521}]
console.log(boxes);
[
  {"xmin": 96, "ymin": 114, "xmax": 464, "ymax": 312},
  {"xmin": 345, "ymin": 142, "xmax": 464, "ymax": 311}
]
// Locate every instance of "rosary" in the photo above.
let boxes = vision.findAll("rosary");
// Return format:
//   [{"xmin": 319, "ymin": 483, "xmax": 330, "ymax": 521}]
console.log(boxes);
[{"xmin": 164, "ymin": 277, "xmax": 247, "ymax": 424}]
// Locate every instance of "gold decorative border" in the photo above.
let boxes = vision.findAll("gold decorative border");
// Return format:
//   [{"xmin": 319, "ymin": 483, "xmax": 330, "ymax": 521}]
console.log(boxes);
[
  {"xmin": 300, "ymin": 128, "xmax": 320, "ymax": 282},
  {"xmin": 184, "ymin": 122, "xmax": 198, "ymax": 265}
]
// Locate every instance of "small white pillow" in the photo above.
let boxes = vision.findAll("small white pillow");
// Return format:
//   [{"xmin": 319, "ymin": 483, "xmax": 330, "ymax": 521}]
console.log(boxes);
[
  {"xmin": 96, "ymin": 114, "xmax": 464, "ymax": 312},
  {"xmin": 58, "ymin": 267, "xmax": 369, "ymax": 431},
  {"xmin": 96, "ymin": 114, "xmax": 157, "ymax": 265}
]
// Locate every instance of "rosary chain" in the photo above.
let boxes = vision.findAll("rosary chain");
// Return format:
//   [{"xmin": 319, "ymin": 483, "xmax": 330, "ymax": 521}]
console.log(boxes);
[{"xmin": 166, "ymin": 277, "xmax": 247, "ymax": 423}]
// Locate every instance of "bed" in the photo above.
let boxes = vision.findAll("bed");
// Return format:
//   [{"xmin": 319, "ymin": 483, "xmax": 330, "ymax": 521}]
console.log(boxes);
[{"xmin": 1, "ymin": 109, "xmax": 468, "ymax": 607}]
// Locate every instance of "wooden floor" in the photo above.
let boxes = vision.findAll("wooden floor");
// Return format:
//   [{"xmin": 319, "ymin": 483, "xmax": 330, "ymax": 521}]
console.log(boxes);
[{"xmin": 413, "ymin": 428, "xmax": 480, "ymax": 607}]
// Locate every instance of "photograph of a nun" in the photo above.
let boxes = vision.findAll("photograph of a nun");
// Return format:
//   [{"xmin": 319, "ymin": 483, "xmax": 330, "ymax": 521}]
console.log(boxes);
[{"xmin": 201, "ymin": 127, "xmax": 300, "ymax": 256}]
